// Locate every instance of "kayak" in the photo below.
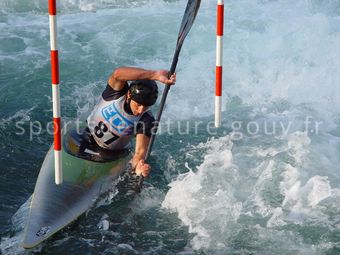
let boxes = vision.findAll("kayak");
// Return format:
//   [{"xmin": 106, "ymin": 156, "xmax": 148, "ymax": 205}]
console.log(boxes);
[{"xmin": 22, "ymin": 127, "xmax": 131, "ymax": 249}]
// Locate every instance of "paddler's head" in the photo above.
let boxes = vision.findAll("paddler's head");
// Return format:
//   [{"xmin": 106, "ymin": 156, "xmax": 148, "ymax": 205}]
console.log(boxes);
[{"xmin": 127, "ymin": 80, "xmax": 158, "ymax": 116}]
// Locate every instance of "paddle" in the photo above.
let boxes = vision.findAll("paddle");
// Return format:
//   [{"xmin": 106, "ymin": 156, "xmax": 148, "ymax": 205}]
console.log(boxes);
[{"xmin": 134, "ymin": 0, "xmax": 201, "ymax": 192}]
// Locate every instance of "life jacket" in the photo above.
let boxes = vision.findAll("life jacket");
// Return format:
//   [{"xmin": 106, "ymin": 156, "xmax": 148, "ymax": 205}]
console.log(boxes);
[{"xmin": 87, "ymin": 95, "xmax": 147, "ymax": 150}]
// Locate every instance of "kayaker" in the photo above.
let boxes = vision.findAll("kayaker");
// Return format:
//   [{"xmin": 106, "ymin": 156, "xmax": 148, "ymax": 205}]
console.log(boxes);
[{"xmin": 86, "ymin": 66, "xmax": 176, "ymax": 178}]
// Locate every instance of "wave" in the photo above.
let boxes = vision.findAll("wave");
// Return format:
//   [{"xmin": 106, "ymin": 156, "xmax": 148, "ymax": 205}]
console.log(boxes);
[{"xmin": 0, "ymin": 0, "xmax": 180, "ymax": 14}]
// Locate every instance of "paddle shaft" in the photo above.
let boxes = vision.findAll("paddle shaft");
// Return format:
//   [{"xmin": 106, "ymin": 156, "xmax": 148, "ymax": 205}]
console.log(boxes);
[
  {"xmin": 115, "ymin": 50, "xmax": 180, "ymax": 191},
  {"xmin": 135, "ymin": 0, "xmax": 201, "ymax": 190},
  {"xmin": 145, "ymin": 49, "xmax": 181, "ymax": 161},
  {"xmin": 135, "ymin": 50, "xmax": 180, "ymax": 191}
]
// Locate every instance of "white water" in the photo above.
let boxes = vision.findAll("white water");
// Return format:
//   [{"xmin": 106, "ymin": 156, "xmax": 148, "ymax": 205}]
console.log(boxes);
[
  {"xmin": 163, "ymin": 131, "xmax": 340, "ymax": 253},
  {"xmin": 161, "ymin": 2, "xmax": 340, "ymax": 252},
  {"xmin": 1, "ymin": 0, "xmax": 340, "ymax": 254}
]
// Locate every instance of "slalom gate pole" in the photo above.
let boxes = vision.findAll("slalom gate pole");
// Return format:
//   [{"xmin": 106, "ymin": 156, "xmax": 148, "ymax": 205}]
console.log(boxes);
[
  {"xmin": 215, "ymin": 0, "xmax": 224, "ymax": 128},
  {"xmin": 48, "ymin": 0, "xmax": 62, "ymax": 185}
]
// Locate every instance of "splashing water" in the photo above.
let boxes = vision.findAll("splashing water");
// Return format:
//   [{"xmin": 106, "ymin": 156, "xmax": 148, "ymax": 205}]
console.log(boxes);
[{"xmin": 1, "ymin": 0, "xmax": 340, "ymax": 254}]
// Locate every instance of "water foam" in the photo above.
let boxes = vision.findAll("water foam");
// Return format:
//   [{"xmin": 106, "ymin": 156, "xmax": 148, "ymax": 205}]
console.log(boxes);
[
  {"xmin": 0, "ymin": 0, "xmax": 170, "ymax": 14},
  {"xmin": 2, "ymin": 0, "xmax": 340, "ymax": 253},
  {"xmin": 0, "ymin": 106, "xmax": 36, "ymax": 128},
  {"xmin": 162, "ymin": 136, "xmax": 242, "ymax": 250},
  {"xmin": 0, "ymin": 197, "xmax": 32, "ymax": 255},
  {"xmin": 2, "ymin": 0, "xmax": 340, "ymax": 121},
  {"xmin": 162, "ymin": 128, "xmax": 340, "ymax": 253}
]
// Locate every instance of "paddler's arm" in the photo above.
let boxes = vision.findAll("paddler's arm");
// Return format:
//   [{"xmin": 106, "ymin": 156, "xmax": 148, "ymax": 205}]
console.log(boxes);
[
  {"xmin": 107, "ymin": 67, "xmax": 176, "ymax": 90},
  {"xmin": 131, "ymin": 133, "xmax": 151, "ymax": 177}
]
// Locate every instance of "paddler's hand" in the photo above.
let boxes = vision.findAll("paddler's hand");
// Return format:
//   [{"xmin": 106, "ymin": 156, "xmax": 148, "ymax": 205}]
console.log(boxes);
[
  {"xmin": 155, "ymin": 70, "xmax": 176, "ymax": 85},
  {"xmin": 135, "ymin": 159, "xmax": 150, "ymax": 178}
]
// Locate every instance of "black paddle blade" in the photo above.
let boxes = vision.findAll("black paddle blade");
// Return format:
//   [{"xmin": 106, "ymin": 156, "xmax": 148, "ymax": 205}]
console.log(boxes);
[
  {"xmin": 177, "ymin": 0, "xmax": 201, "ymax": 48},
  {"xmin": 170, "ymin": 0, "xmax": 201, "ymax": 74}
]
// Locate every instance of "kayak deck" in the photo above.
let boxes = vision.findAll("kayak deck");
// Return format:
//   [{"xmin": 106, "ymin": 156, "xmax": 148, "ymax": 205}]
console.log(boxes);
[{"xmin": 22, "ymin": 130, "xmax": 130, "ymax": 249}]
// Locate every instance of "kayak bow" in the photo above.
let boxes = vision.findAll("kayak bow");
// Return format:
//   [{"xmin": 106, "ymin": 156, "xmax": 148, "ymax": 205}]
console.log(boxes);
[{"xmin": 22, "ymin": 128, "xmax": 131, "ymax": 249}]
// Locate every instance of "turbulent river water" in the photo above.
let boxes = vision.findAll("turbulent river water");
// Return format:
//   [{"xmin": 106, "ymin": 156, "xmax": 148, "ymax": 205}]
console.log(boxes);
[{"xmin": 1, "ymin": 0, "xmax": 340, "ymax": 254}]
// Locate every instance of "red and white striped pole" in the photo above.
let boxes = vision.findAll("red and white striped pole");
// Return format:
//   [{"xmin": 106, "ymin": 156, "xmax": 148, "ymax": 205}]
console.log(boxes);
[
  {"xmin": 215, "ymin": 0, "xmax": 224, "ymax": 128},
  {"xmin": 49, "ymin": 0, "xmax": 62, "ymax": 185}
]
